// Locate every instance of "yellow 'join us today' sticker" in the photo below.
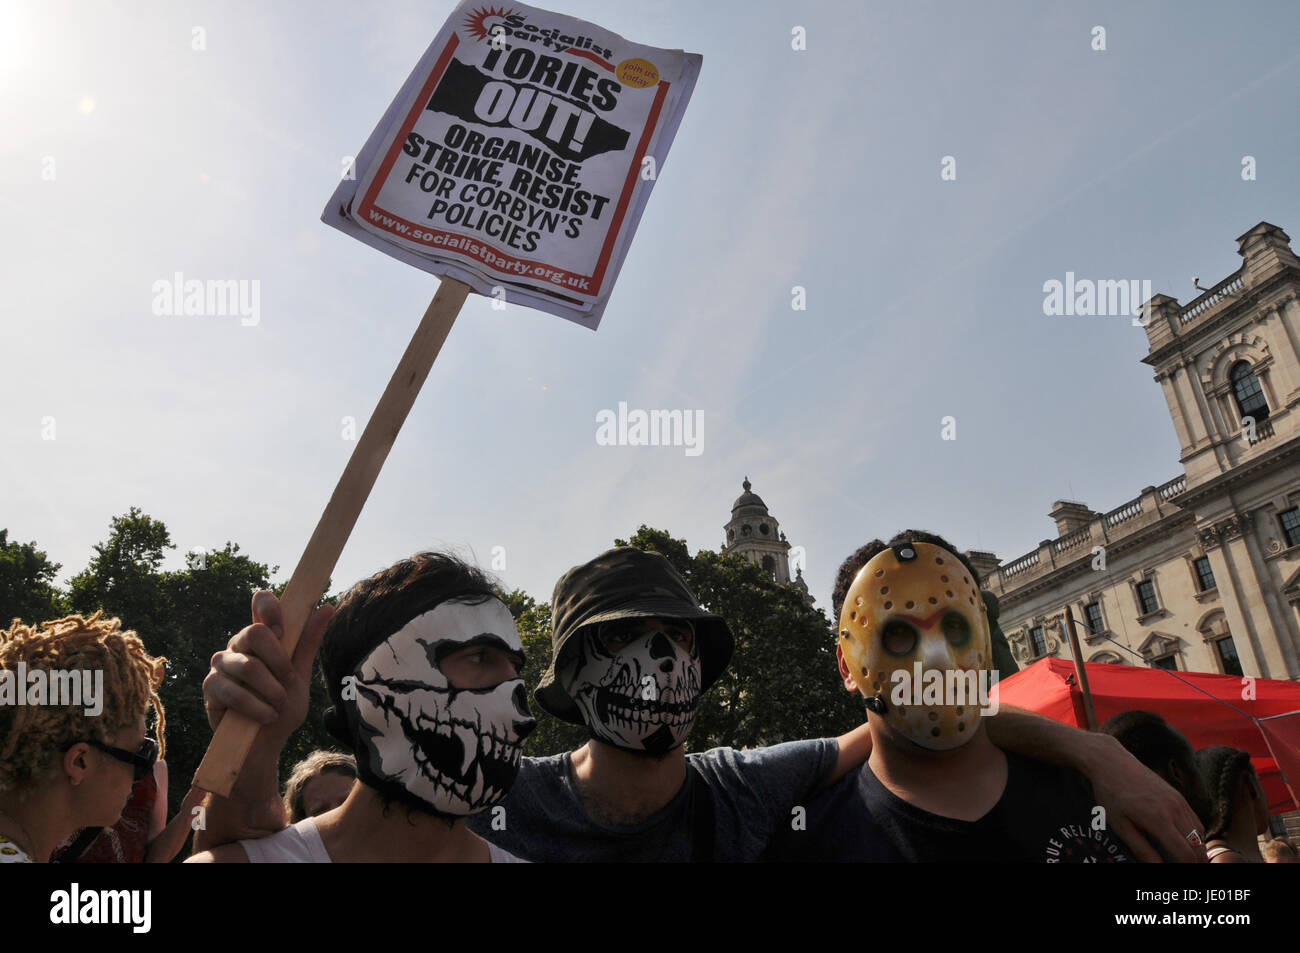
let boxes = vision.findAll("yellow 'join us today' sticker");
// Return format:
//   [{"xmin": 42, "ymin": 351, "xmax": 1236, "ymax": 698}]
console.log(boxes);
[{"xmin": 616, "ymin": 58, "xmax": 660, "ymax": 88}]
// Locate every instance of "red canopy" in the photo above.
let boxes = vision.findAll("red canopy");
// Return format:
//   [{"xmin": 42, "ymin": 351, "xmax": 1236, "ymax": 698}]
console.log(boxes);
[{"xmin": 992, "ymin": 658, "xmax": 1300, "ymax": 814}]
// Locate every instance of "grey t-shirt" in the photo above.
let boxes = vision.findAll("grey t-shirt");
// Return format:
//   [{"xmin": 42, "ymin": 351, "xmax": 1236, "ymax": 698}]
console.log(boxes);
[{"xmin": 467, "ymin": 739, "xmax": 839, "ymax": 862}]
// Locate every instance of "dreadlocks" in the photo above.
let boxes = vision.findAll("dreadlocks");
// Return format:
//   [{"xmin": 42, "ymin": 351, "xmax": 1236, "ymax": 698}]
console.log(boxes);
[{"xmin": 0, "ymin": 612, "xmax": 166, "ymax": 794}]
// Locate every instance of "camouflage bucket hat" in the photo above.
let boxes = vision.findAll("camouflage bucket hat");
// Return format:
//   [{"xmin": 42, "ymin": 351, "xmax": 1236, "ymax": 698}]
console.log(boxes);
[{"xmin": 534, "ymin": 546, "xmax": 735, "ymax": 724}]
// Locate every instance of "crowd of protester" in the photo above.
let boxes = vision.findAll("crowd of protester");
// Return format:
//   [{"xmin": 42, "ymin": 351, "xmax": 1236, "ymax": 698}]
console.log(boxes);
[{"xmin": 2, "ymin": 530, "xmax": 1296, "ymax": 863}]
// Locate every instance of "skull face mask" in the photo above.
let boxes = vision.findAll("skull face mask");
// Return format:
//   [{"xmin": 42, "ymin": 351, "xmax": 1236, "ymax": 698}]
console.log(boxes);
[
  {"xmin": 350, "ymin": 598, "xmax": 536, "ymax": 816},
  {"xmin": 559, "ymin": 620, "xmax": 701, "ymax": 757},
  {"xmin": 839, "ymin": 541, "xmax": 992, "ymax": 751}
]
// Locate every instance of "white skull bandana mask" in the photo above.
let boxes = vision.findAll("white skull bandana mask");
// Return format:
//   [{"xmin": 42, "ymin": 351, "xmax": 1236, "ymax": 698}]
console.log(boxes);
[
  {"xmin": 351, "ymin": 598, "xmax": 536, "ymax": 815},
  {"xmin": 559, "ymin": 623, "xmax": 702, "ymax": 756}
]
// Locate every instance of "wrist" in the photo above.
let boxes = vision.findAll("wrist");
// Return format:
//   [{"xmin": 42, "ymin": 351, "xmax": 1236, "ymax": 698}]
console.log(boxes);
[{"xmin": 1070, "ymin": 730, "xmax": 1119, "ymax": 777}]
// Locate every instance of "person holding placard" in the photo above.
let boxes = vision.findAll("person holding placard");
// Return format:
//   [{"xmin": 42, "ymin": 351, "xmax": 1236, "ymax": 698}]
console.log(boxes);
[
  {"xmin": 196, "ymin": 545, "xmax": 1208, "ymax": 862},
  {"xmin": 188, "ymin": 552, "xmax": 533, "ymax": 863}
]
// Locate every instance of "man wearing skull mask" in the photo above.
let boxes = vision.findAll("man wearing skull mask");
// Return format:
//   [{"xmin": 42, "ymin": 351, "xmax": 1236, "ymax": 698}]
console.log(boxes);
[
  {"xmin": 467, "ymin": 545, "xmax": 1204, "ymax": 862},
  {"xmin": 468, "ymin": 545, "xmax": 859, "ymax": 861},
  {"xmin": 189, "ymin": 552, "xmax": 535, "ymax": 862},
  {"xmin": 764, "ymin": 531, "xmax": 1209, "ymax": 862},
  {"xmin": 197, "ymin": 544, "xmax": 1209, "ymax": 862}
]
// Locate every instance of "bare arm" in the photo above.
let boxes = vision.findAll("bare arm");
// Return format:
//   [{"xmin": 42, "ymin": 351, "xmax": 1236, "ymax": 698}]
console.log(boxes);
[
  {"xmin": 190, "ymin": 591, "xmax": 335, "ymax": 855},
  {"xmin": 986, "ymin": 706, "xmax": 1207, "ymax": 863},
  {"xmin": 148, "ymin": 761, "xmax": 168, "ymax": 840},
  {"xmin": 1210, "ymin": 852, "xmax": 1247, "ymax": 863},
  {"xmin": 146, "ymin": 786, "xmax": 207, "ymax": 863},
  {"xmin": 827, "ymin": 722, "xmax": 872, "ymax": 787}
]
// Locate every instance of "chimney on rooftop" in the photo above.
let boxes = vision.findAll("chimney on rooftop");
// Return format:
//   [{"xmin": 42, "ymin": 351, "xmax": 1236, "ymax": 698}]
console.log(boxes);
[{"xmin": 1050, "ymin": 500, "xmax": 1097, "ymax": 537}]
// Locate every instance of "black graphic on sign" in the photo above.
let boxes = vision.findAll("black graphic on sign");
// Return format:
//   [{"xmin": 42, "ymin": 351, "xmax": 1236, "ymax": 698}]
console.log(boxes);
[{"xmin": 428, "ymin": 59, "xmax": 631, "ymax": 163}]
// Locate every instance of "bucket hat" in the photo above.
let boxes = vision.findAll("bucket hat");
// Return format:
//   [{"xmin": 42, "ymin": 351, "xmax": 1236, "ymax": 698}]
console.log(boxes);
[{"xmin": 534, "ymin": 547, "xmax": 734, "ymax": 723}]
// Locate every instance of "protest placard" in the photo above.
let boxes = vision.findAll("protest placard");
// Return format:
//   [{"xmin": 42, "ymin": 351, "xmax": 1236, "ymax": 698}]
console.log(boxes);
[
  {"xmin": 324, "ymin": 1, "xmax": 702, "ymax": 329},
  {"xmin": 195, "ymin": 3, "xmax": 701, "ymax": 795}
]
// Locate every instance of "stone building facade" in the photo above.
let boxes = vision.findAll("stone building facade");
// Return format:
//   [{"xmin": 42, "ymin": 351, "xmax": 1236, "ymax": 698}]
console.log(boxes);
[{"xmin": 973, "ymin": 222, "xmax": 1300, "ymax": 684}]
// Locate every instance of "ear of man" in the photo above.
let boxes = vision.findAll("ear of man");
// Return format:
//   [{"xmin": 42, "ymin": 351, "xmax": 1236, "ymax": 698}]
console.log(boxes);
[{"xmin": 836, "ymin": 643, "xmax": 859, "ymax": 694}]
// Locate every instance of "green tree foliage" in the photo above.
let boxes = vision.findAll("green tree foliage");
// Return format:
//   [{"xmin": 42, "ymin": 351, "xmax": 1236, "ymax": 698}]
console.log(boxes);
[
  {"xmin": 61, "ymin": 510, "xmax": 338, "ymax": 818},
  {"xmin": 0, "ymin": 528, "xmax": 68, "ymax": 624},
  {"xmin": 498, "ymin": 587, "xmax": 587, "ymax": 757},
  {"xmin": 67, "ymin": 507, "xmax": 175, "ymax": 639},
  {"xmin": 613, "ymin": 526, "xmax": 865, "ymax": 752}
]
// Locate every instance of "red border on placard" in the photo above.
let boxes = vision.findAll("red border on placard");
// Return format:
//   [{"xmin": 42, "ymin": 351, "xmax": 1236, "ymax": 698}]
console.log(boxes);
[
  {"xmin": 591, "ymin": 80, "xmax": 667, "ymax": 289},
  {"xmin": 356, "ymin": 30, "xmax": 670, "ymax": 300}
]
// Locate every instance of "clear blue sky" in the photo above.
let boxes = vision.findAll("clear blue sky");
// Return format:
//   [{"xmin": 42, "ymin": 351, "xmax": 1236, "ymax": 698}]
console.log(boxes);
[{"xmin": 2, "ymin": 0, "xmax": 1298, "ymax": 616}]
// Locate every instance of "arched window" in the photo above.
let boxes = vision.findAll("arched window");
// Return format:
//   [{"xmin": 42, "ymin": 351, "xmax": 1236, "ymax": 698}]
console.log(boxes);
[
  {"xmin": 1198, "ymin": 611, "xmax": 1242, "ymax": 677},
  {"xmin": 1230, "ymin": 361, "xmax": 1269, "ymax": 422}
]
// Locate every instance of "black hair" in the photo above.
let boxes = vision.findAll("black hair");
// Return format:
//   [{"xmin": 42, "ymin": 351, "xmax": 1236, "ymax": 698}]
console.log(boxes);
[
  {"xmin": 316, "ymin": 551, "xmax": 502, "ymax": 823},
  {"xmin": 319, "ymin": 551, "xmax": 498, "ymax": 747},
  {"xmin": 1101, "ymin": 710, "xmax": 1196, "ymax": 774},
  {"xmin": 1196, "ymin": 745, "xmax": 1257, "ymax": 841},
  {"xmin": 831, "ymin": 529, "xmax": 983, "ymax": 621},
  {"xmin": 1102, "ymin": 710, "xmax": 1217, "ymax": 828}
]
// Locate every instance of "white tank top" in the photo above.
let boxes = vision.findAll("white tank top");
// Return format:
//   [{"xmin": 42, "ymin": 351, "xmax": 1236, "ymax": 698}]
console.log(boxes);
[{"xmin": 239, "ymin": 817, "xmax": 527, "ymax": 863}]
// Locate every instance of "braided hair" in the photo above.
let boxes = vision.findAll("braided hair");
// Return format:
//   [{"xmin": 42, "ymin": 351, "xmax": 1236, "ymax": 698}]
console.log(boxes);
[
  {"xmin": 1195, "ymin": 745, "xmax": 1255, "ymax": 841},
  {"xmin": 0, "ymin": 612, "xmax": 166, "ymax": 794}
]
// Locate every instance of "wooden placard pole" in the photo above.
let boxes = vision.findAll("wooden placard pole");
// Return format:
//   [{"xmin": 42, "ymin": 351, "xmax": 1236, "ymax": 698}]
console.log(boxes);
[
  {"xmin": 1063, "ymin": 606, "xmax": 1099, "ymax": 731},
  {"xmin": 193, "ymin": 277, "xmax": 471, "ymax": 796}
]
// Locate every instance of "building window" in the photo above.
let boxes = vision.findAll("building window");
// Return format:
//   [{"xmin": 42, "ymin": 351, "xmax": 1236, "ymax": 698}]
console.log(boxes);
[
  {"xmin": 1151, "ymin": 654, "xmax": 1178, "ymax": 671},
  {"xmin": 1030, "ymin": 625, "xmax": 1046, "ymax": 657},
  {"xmin": 1230, "ymin": 361, "xmax": 1269, "ymax": 423},
  {"xmin": 761, "ymin": 554, "xmax": 776, "ymax": 575},
  {"xmin": 1215, "ymin": 637, "xmax": 1243, "ymax": 677},
  {"xmin": 1193, "ymin": 556, "xmax": 1217, "ymax": 592},
  {"xmin": 759, "ymin": 523, "xmax": 770, "ymax": 535},
  {"xmin": 1083, "ymin": 602, "xmax": 1104, "ymax": 636},
  {"xmin": 1136, "ymin": 579, "xmax": 1160, "ymax": 615},
  {"xmin": 1280, "ymin": 508, "xmax": 1300, "ymax": 548}
]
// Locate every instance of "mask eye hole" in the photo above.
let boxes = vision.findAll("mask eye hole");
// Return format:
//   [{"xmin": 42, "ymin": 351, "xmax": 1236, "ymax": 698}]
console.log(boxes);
[
  {"xmin": 941, "ymin": 610, "xmax": 971, "ymax": 647},
  {"xmin": 881, "ymin": 619, "xmax": 918, "ymax": 656}
]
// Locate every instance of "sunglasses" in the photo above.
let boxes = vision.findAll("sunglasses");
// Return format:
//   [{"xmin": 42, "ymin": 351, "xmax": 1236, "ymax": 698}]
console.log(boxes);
[{"xmin": 81, "ymin": 737, "xmax": 160, "ymax": 781}]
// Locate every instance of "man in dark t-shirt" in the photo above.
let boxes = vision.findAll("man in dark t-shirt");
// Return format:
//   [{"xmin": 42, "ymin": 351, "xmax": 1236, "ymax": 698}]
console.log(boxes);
[
  {"xmin": 769, "ymin": 750, "xmax": 1129, "ymax": 862},
  {"xmin": 767, "ymin": 531, "xmax": 1135, "ymax": 863}
]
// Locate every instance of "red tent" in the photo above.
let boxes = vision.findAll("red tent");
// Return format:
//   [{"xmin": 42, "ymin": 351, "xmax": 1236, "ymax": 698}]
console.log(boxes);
[{"xmin": 992, "ymin": 658, "xmax": 1300, "ymax": 814}]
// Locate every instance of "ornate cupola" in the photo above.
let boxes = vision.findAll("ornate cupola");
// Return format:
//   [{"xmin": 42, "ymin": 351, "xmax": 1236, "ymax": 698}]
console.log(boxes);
[{"xmin": 723, "ymin": 477, "xmax": 792, "ymax": 583}]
